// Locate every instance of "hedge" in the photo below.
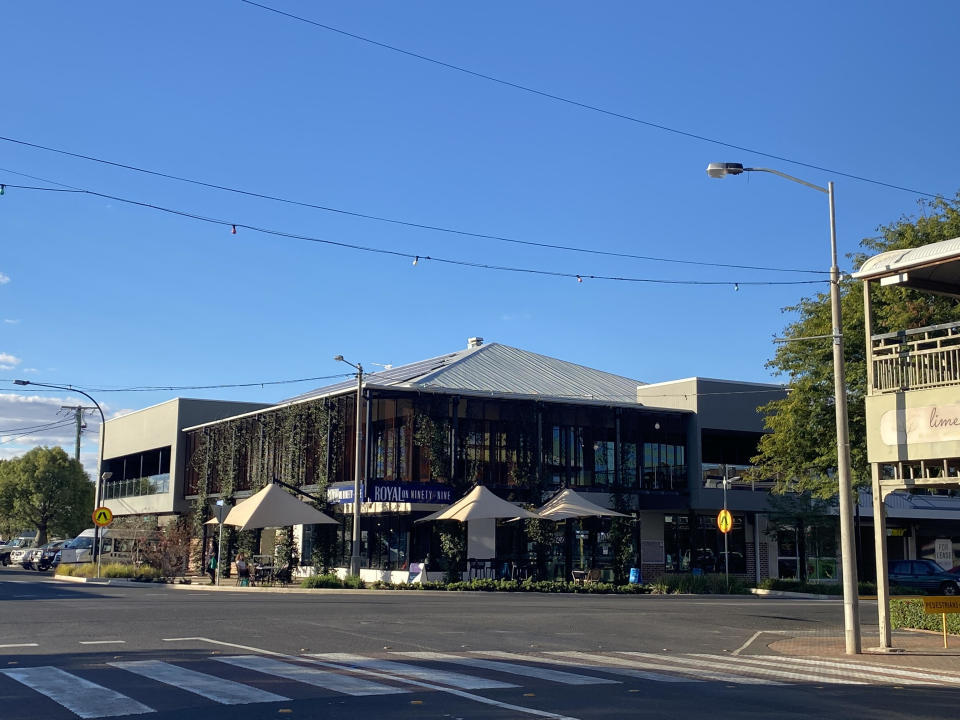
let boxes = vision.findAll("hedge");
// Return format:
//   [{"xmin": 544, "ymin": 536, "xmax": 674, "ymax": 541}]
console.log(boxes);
[
  {"xmin": 650, "ymin": 573, "xmax": 749, "ymax": 595},
  {"xmin": 890, "ymin": 598, "xmax": 960, "ymax": 634},
  {"xmin": 56, "ymin": 563, "xmax": 163, "ymax": 581}
]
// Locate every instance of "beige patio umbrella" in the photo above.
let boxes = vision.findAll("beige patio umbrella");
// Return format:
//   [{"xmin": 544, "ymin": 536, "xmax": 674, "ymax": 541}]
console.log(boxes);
[
  {"xmin": 535, "ymin": 488, "xmax": 630, "ymax": 520},
  {"xmin": 415, "ymin": 485, "xmax": 541, "ymax": 523},
  {"xmin": 221, "ymin": 483, "xmax": 339, "ymax": 531}
]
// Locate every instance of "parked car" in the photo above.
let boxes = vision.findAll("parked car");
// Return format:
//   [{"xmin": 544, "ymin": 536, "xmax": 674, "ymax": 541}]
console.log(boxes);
[
  {"xmin": 888, "ymin": 559, "xmax": 960, "ymax": 595},
  {"xmin": 27, "ymin": 540, "xmax": 67, "ymax": 571},
  {"xmin": 0, "ymin": 531, "xmax": 38, "ymax": 566}
]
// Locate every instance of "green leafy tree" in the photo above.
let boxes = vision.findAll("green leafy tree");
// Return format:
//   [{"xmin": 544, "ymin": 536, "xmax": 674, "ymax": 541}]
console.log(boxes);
[
  {"xmin": 0, "ymin": 446, "xmax": 94, "ymax": 545},
  {"xmin": 753, "ymin": 194, "xmax": 960, "ymax": 497}
]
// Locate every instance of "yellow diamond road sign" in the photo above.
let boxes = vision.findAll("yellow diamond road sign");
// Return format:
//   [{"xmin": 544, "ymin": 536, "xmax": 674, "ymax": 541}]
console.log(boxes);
[
  {"xmin": 717, "ymin": 509, "xmax": 732, "ymax": 534},
  {"xmin": 92, "ymin": 506, "xmax": 113, "ymax": 527}
]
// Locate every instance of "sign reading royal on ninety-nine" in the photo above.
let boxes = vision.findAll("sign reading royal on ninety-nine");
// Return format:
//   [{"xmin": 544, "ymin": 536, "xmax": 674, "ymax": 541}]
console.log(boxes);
[
  {"xmin": 880, "ymin": 403, "xmax": 960, "ymax": 446},
  {"xmin": 368, "ymin": 482, "xmax": 453, "ymax": 504}
]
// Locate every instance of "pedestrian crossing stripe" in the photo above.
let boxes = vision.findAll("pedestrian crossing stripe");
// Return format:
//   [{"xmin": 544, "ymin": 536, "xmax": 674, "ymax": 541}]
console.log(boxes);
[
  {"xmin": 216, "ymin": 655, "xmax": 409, "ymax": 695},
  {"xmin": 0, "ymin": 666, "xmax": 153, "ymax": 719},
  {"xmin": 109, "ymin": 660, "xmax": 289, "ymax": 704}
]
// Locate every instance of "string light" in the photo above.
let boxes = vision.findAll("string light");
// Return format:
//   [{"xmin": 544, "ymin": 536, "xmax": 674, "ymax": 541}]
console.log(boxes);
[
  {"xmin": 0, "ymin": 181, "xmax": 829, "ymax": 290},
  {"xmin": 412, "ymin": 255, "xmax": 419, "ymax": 266},
  {"xmin": 0, "ymin": 184, "xmax": 5, "ymax": 195},
  {"xmin": 231, "ymin": 224, "xmax": 237, "ymax": 235},
  {"xmin": 734, "ymin": 283, "xmax": 739, "ymax": 291}
]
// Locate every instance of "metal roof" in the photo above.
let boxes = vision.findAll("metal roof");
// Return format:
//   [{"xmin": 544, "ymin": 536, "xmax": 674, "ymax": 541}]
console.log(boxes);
[
  {"xmin": 853, "ymin": 236, "xmax": 960, "ymax": 296},
  {"xmin": 284, "ymin": 342, "xmax": 644, "ymax": 405}
]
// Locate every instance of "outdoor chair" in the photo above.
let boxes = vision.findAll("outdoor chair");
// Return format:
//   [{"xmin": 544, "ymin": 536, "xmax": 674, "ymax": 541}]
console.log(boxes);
[{"xmin": 584, "ymin": 568, "xmax": 602, "ymax": 584}]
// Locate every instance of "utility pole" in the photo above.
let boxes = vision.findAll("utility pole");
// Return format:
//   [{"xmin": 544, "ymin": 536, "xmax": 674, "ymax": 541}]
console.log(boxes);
[{"xmin": 61, "ymin": 405, "xmax": 97, "ymax": 461}]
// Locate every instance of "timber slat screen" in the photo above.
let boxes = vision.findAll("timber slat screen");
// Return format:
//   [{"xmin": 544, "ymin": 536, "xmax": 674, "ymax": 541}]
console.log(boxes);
[{"xmin": 871, "ymin": 322, "xmax": 960, "ymax": 394}]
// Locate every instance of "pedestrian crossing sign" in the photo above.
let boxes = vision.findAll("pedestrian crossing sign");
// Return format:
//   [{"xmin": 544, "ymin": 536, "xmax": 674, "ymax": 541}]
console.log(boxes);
[
  {"xmin": 92, "ymin": 506, "xmax": 113, "ymax": 527},
  {"xmin": 717, "ymin": 509, "xmax": 732, "ymax": 534}
]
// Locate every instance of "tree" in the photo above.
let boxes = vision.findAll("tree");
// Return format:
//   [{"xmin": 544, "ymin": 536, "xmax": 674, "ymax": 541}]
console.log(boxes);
[
  {"xmin": 0, "ymin": 446, "xmax": 94, "ymax": 545},
  {"xmin": 752, "ymin": 193, "xmax": 960, "ymax": 497},
  {"xmin": 139, "ymin": 518, "xmax": 194, "ymax": 580}
]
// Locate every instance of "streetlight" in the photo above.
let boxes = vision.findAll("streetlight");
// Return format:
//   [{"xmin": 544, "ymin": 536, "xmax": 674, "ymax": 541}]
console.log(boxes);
[
  {"xmin": 13, "ymin": 379, "xmax": 109, "ymax": 577},
  {"xmin": 334, "ymin": 355, "xmax": 364, "ymax": 577},
  {"xmin": 707, "ymin": 162, "xmax": 861, "ymax": 654}
]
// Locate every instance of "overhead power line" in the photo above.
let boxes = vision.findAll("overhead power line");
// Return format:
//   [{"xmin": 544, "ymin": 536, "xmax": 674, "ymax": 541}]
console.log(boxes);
[
  {"xmin": 239, "ymin": 0, "xmax": 941, "ymax": 200},
  {"xmin": 0, "ymin": 420, "xmax": 75, "ymax": 445},
  {"xmin": 0, "ymin": 140, "xmax": 824, "ymax": 275},
  {"xmin": 0, "ymin": 181, "xmax": 828, "ymax": 288},
  {"xmin": 3, "ymin": 373, "xmax": 354, "ymax": 394}
]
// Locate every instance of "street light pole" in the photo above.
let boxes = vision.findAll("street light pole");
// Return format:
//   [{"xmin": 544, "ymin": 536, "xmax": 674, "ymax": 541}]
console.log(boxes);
[
  {"xmin": 722, "ymin": 469, "xmax": 730, "ymax": 591},
  {"xmin": 14, "ymin": 379, "xmax": 109, "ymax": 577},
  {"xmin": 334, "ymin": 356, "xmax": 364, "ymax": 577},
  {"xmin": 706, "ymin": 163, "xmax": 861, "ymax": 654}
]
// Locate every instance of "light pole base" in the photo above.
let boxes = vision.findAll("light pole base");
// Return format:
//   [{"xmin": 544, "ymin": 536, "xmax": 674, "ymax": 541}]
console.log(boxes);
[{"xmin": 349, "ymin": 556, "xmax": 362, "ymax": 577}]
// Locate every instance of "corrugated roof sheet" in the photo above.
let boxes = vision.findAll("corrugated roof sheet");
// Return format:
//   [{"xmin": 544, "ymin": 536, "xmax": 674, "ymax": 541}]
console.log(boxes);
[
  {"xmin": 853, "ymin": 236, "xmax": 960, "ymax": 280},
  {"xmin": 283, "ymin": 342, "xmax": 644, "ymax": 405}
]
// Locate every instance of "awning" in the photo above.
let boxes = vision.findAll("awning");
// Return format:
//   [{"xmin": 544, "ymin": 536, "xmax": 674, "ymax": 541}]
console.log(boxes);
[
  {"xmin": 853, "ymin": 236, "xmax": 960, "ymax": 297},
  {"xmin": 415, "ymin": 485, "xmax": 541, "ymax": 523},
  {"xmin": 222, "ymin": 483, "xmax": 339, "ymax": 531},
  {"xmin": 535, "ymin": 488, "xmax": 630, "ymax": 520}
]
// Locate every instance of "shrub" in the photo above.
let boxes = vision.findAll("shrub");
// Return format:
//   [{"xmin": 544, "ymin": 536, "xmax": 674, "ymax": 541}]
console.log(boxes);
[
  {"xmin": 649, "ymin": 573, "xmax": 749, "ymax": 595},
  {"xmin": 55, "ymin": 562, "xmax": 161, "ymax": 581},
  {"xmin": 755, "ymin": 578, "xmax": 912, "ymax": 596},
  {"xmin": 891, "ymin": 598, "xmax": 960, "ymax": 634},
  {"xmin": 300, "ymin": 574, "xmax": 345, "ymax": 589}
]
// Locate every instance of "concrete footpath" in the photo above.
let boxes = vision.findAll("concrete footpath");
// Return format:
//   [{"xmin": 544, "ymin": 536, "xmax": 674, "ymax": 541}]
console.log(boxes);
[{"xmin": 770, "ymin": 630, "xmax": 960, "ymax": 673}]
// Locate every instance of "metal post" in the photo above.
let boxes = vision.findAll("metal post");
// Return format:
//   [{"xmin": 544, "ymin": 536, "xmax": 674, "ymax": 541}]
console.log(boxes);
[
  {"xmin": 216, "ymin": 499, "xmax": 224, "ymax": 586},
  {"xmin": 350, "ymin": 364, "xmax": 363, "ymax": 576},
  {"xmin": 723, "ymin": 469, "xmax": 729, "ymax": 591},
  {"xmin": 14, "ymin": 380, "xmax": 106, "ymax": 578},
  {"xmin": 706, "ymin": 165, "xmax": 862, "ymax": 654},
  {"xmin": 828, "ymin": 182, "xmax": 862, "ymax": 654}
]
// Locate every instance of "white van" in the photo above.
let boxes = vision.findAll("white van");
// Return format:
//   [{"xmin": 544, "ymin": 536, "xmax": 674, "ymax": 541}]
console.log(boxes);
[{"xmin": 58, "ymin": 528, "xmax": 158, "ymax": 565}]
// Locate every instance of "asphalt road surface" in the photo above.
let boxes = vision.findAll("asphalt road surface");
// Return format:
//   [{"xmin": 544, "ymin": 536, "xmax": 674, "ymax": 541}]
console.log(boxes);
[{"xmin": 2, "ymin": 567, "xmax": 959, "ymax": 719}]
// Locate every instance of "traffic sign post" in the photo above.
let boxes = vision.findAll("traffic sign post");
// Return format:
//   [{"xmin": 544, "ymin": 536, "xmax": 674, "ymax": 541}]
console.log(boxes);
[
  {"xmin": 92, "ymin": 506, "xmax": 113, "ymax": 579},
  {"xmin": 922, "ymin": 596, "xmax": 960, "ymax": 648}
]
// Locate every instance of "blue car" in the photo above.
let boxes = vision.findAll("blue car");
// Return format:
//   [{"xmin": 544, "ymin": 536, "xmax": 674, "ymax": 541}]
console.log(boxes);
[{"xmin": 888, "ymin": 559, "xmax": 960, "ymax": 595}]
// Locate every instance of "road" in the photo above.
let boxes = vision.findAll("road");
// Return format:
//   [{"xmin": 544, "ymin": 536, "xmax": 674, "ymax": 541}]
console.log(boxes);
[{"xmin": 1, "ymin": 567, "xmax": 959, "ymax": 719}]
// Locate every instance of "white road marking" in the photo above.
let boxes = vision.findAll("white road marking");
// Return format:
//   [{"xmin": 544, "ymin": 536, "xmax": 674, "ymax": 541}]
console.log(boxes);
[
  {"xmin": 164, "ymin": 637, "xmax": 581, "ymax": 720},
  {"xmin": 80, "ymin": 641, "xmax": 126, "ymax": 645},
  {"xmin": 110, "ymin": 659, "xmax": 289, "ymax": 705},
  {"xmin": 1, "ymin": 666, "xmax": 154, "ymax": 718},
  {"xmin": 690, "ymin": 654, "xmax": 940, "ymax": 687},
  {"xmin": 396, "ymin": 651, "xmax": 619, "ymax": 685},
  {"xmin": 733, "ymin": 631, "xmax": 764, "ymax": 655},
  {"xmin": 0, "ymin": 643, "xmax": 39, "ymax": 648},
  {"xmin": 620, "ymin": 652, "xmax": 867, "ymax": 686},
  {"xmin": 308, "ymin": 652, "xmax": 516, "ymax": 690},
  {"xmin": 472, "ymin": 651, "xmax": 703, "ymax": 683},
  {"xmin": 217, "ymin": 655, "xmax": 409, "ymax": 696},
  {"xmin": 745, "ymin": 654, "xmax": 960, "ymax": 686},
  {"xmin": 545, "ymin": 651, "xmax": 783, "ymax": 685}
]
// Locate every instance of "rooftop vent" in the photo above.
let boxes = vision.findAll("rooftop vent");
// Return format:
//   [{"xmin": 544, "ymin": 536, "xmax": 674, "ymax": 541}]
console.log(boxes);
[{"xmin": 467, "ymin": 337, "xmax": 484, "ymax": 349}]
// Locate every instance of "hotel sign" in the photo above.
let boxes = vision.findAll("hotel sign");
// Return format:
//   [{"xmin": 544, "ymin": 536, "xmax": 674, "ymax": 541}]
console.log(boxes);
[
  {"xmin": 326, "ymin": 481, "xmax": 452, "ymax": 505},
  {"xmin": 880, "ymin": 404, "xmax": 960, "ymax": 445},
  {"xmin": 367, "ymin": 482, "xmax": 453, "ymax": 504}
]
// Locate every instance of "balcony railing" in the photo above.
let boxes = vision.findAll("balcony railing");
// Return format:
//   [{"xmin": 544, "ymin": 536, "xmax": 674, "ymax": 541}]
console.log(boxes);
[{"xmin": 871, "ymin": 321, "xmax": 960, "ymax": 394}]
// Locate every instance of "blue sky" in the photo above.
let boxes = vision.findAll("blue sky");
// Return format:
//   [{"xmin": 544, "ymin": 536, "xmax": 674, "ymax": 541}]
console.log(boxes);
[{"xmin": 2, "ymin": 1, "xmax": 958, "ymax": 477}]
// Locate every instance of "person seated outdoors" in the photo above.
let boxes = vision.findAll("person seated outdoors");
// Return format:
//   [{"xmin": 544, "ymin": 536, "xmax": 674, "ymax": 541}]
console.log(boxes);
[{"xmin": 235, "ymin": 553, "xmax": 251, "ymax": 586}]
